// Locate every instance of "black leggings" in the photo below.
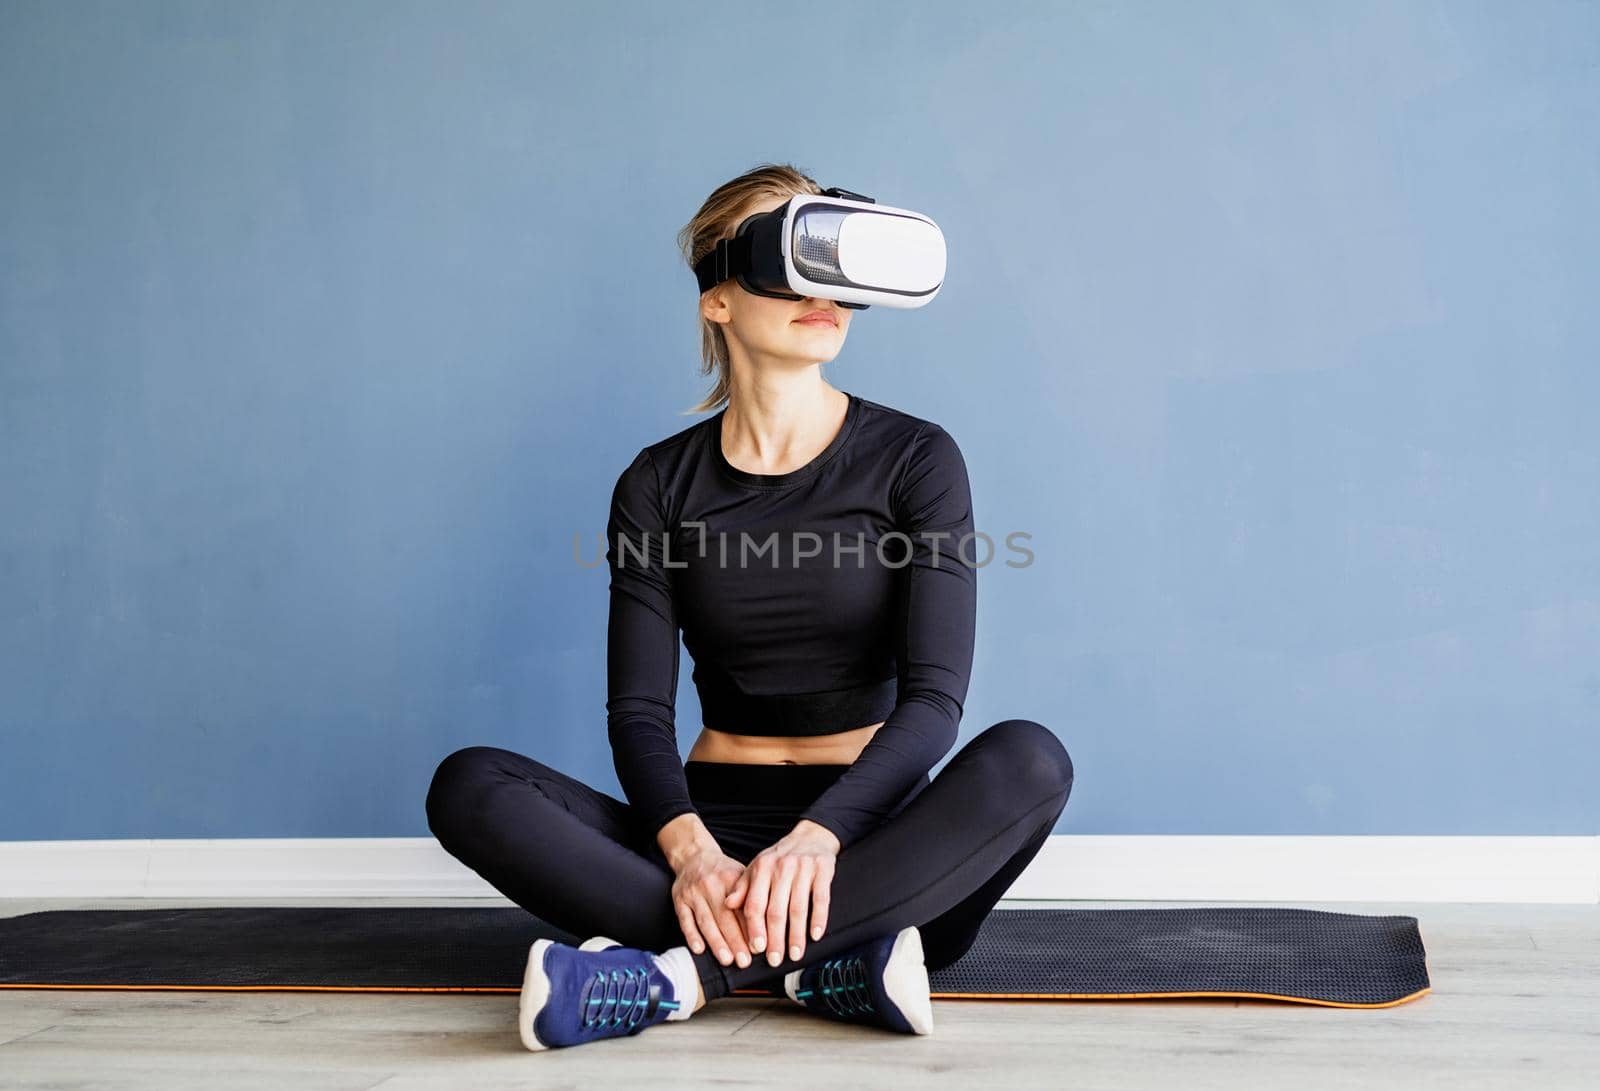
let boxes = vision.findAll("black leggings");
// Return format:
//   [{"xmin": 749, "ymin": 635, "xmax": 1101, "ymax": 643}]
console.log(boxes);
[{"xmin": 425, "ymin": 718, "xmax": 1073, "ymax": 1000}]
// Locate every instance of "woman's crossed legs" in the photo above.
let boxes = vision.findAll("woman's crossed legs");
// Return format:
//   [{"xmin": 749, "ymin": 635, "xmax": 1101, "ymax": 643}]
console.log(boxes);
[{"xmin": 425, "ymin": 718, "xmax": 1073, "ymax": 1001}]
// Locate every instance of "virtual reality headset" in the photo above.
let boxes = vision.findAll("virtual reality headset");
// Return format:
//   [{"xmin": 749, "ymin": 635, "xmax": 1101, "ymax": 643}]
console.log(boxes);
[{"xmin": 693, "ymin": 186, "xmax": 946, "ymax": 311}]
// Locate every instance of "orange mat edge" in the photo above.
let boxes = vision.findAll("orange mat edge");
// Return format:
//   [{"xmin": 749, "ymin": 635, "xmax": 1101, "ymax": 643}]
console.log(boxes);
[{"xmin": 0, "ymin": 983, "xmax": 1433, "ymax": 1007}]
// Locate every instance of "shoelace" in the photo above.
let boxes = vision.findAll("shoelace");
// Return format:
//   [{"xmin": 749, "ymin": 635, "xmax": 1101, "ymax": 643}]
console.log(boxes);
[
  {"xmin": 579, "ymin": 965, "xmax": 669, "ymax": 1031},
  {"xmin": 796, "ymin": 954, "xmax": 876, "ymax": 1018}
]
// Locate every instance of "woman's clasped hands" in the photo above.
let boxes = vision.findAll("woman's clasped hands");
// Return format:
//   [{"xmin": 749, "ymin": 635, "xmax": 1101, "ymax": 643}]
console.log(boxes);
[
  {"xmin": 668, "ymin": 819, "xmax": 841, "ymax": 969},
  {"xmin": 724, "ymin": 820, "xmax": 841, "ymax": 967}
]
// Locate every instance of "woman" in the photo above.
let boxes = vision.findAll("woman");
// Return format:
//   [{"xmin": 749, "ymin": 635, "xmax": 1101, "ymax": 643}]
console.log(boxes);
[{"xmin": 425, "ymin": 163, "xmax": 1074, "ymax": 1051}]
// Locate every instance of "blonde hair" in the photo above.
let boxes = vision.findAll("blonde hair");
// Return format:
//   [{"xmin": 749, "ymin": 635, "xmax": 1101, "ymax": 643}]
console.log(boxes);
[{"xmin": 676, "ymin": 163, "xmax": 823, "ymax": 415}]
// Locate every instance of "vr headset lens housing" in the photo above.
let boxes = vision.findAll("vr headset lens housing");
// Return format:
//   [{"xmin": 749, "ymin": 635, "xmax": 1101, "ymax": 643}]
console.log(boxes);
[{"xmin": 694, "ymin": 188, "xmax": 946, "ymax": 311}]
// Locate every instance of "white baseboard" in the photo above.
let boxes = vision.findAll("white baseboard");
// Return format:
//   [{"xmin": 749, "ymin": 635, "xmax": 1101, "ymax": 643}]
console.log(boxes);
[{"xmin": 1, "ymin": 835, "xmax": 1595, "ymax": 903}]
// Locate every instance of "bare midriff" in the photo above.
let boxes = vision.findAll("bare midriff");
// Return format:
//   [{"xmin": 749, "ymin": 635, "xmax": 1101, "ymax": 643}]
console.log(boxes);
[{"xmin": 685, "ymin": 720, "xmax": 886, "ymax": 765}]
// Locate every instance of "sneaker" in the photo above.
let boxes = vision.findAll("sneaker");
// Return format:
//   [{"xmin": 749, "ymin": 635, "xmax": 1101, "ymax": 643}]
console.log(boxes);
[
  {"xmin": 579, "ymin": 935, "xmax": 783, "ymax": 999},
  {"xmin": 518, "ymin": 939, "xmax": 683, "ymax": 1051},
  {"xmin": 782, "ymin": 924, "xmax": 934, "ymax": 1035}
]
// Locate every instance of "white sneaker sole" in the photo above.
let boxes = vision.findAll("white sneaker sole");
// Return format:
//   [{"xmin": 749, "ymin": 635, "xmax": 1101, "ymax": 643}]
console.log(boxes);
[
  {"xmin": 882, "ymin": 926, "xmax": 935, "ymax": 1035},
  {"xmin": 518, "ymin": 938, "xmax": 556, "ymax": 1052}
]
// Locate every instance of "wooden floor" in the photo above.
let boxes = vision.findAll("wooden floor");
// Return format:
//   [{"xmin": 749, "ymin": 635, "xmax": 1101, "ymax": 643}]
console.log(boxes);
[{"xmin": 1, "ymin": 897, "xmax": 1595, "ymax": 1089}]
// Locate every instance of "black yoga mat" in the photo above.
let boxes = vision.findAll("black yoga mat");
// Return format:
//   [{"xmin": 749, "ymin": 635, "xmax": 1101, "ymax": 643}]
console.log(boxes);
[{"xmin": 0, "ymin": 906, "xmax": 1430, "ymax": 1008}]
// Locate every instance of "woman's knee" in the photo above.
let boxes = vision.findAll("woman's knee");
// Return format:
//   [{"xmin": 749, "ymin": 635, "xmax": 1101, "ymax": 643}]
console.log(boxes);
[
  {"xmin": 424, "ymin": 745, "xmax": 511, "ymax": 841},
  {"xmin": 968, "ymin": 719, "xmax": 1074, "ymax": 805}
]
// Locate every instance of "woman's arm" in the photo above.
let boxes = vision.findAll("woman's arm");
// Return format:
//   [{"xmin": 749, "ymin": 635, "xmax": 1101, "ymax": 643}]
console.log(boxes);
[
  {"xmin": 796, "ymin": 422, "xmax": 978, "ymax": 849},
  {"xmin": 607, "ymin": 448, "xmax": 756, "ymax": 968},
  {"xmin": 605, "ymin": 447, "xmax": 699, "ymax": 839}
]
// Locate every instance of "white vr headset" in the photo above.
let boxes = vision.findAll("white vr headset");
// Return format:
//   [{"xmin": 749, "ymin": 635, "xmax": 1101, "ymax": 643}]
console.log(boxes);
[{"xmin": 693, "ymin": 186, "xmax": 946, "ymax": 311}]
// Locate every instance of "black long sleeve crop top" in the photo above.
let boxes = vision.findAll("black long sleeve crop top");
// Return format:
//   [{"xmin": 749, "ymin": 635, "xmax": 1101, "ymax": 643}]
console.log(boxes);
[{"xmin": 604, "ymin": 390, "xmax": 977, "ymax": 851}]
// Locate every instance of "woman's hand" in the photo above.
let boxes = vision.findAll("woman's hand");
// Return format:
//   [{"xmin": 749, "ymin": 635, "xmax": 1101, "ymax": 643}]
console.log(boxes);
[
  {"xmin": 670, "ymin": 847, "xmax": 755, "ymax": 968},
  {"xmin": 724, "ymin": 819, "xmax": 841, "ymax": 967}
]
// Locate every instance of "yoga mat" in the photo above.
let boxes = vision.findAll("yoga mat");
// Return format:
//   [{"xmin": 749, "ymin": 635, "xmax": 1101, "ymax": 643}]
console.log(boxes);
[{"xmin": 0, "ymin": 906, "xmax": 1430, "ymax": 1008}]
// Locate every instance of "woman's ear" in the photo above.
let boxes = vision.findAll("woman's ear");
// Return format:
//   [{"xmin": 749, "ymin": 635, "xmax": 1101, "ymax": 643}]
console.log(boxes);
[{"xmin": 700, "ymin": 288, "xmax": 733, "ymax": 327}]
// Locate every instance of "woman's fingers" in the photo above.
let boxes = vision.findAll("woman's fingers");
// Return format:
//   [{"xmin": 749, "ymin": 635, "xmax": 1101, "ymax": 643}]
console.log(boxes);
[
  {"xmin": 722, "ymin": 847, "xmax": 836, "ymax": 968},
  {"xmin": 741, "ymin": 857, "xmax": 773, "ymax": 955},
  {"xmin": 713, "ymin": 898, "xmax": 752, "ymax": 968},
  {"xmin": 675, "ymin": 897, "xmax": 706, "ymax": 955},
  {"xmin": 724, "ymin": 870, "xmax": 748, "ymax": 910},
  {"xmin": 705, "ymin": 872, "xmax": 752, "ymax": 967},
  {"xmin": 691, "ymin": 891, "xmax": 735, "ymax": 966},
  {"xmin": 810, "ymin": 857, "xmax": 834, "ymax": 940},
  {"xmin": 788, "ymin": 857, "xmax": 815, "ymax": 962},
  {"xmin": 765, "ymin": 857, "xmax": 797, "ymax": 967}
]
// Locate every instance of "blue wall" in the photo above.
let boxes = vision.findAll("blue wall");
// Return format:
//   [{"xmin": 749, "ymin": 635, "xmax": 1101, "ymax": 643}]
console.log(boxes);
[{"xmin": 2, "ymin": 0, "xmax": 1595, "ymax": 840}]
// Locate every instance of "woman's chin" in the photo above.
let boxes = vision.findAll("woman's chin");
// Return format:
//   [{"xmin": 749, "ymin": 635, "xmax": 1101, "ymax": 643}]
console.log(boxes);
[{"xmin": 787, "ymin": 330, "xmax": 843, "ymax": 352}]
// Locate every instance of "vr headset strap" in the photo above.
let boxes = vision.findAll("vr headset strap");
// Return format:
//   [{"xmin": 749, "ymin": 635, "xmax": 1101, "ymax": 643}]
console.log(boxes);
[
  {"xmin": 820, "ymin": 186, "xmax": 874, "ymax": 204},
  {"xmin": 694, "ymin": 233, "xmax": 754, "ymax": 295}
]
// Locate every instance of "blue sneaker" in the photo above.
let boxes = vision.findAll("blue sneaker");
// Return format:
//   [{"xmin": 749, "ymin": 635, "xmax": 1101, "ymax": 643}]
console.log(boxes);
[
  {"xmin": 518, "ymin": 939, "xmax": 683, "ymax": 1051},
  {"xmin": 782, "ymin": 924, "xmax": 934, "ymax": 1035}
]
